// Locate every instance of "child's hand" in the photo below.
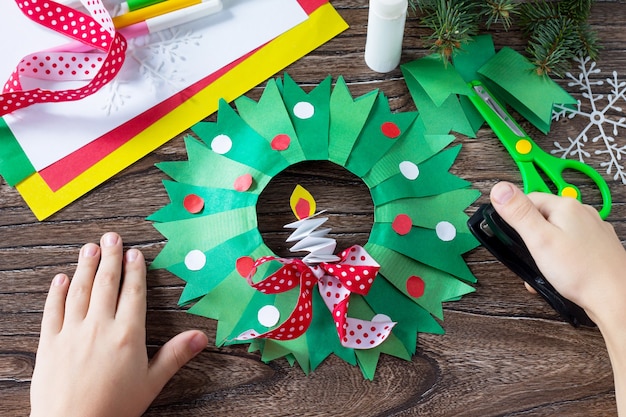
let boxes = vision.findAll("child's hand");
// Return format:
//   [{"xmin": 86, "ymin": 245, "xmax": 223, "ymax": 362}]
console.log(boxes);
[
  {"xmin": 490, "ymin": 181, "xmax": 626, "ymax": 416},
  {"xmin": 30, "ymin": 232, "xmax": 208, "ymax": 417},
  {"xmin": 489, "ymin": 181, "xmax": 626, "ymax": 327}
]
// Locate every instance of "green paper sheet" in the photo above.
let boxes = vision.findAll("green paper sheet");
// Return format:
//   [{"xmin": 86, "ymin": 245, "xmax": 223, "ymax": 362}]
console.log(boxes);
[
  {"xmin": 0, "ymin": 118, "xmax": 34, "ymax": 186},
  {"xmin": 477, "ymin": 47, "xmax": 578, "ymax": 134}
]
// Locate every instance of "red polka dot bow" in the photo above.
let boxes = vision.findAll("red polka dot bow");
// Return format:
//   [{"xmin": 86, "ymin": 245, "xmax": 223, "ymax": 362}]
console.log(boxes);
[
  {"xmin": 235, "ymin": 245, "xmax": 396, "ymax": 349},
  {"xmin": 1, "ymin": 0, "xmax": 127, "ymax": 116}
]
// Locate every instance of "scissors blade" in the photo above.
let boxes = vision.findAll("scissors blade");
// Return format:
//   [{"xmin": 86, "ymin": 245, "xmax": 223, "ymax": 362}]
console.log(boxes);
[{"xmin": 472, "ymin": 85, "xmax": 525, "ymax": 138}]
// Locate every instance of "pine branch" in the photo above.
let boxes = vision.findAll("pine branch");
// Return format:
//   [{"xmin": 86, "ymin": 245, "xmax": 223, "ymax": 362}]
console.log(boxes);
[
  {"xmin": 421, "ymin": 0, "xmax": 478, "ymax": 61},
  {"xmin": 407, "ymin": 0, "xmax": 600, "ymax": 76}
]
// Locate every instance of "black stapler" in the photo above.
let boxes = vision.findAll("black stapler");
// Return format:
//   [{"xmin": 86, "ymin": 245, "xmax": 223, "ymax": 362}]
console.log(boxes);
[{"xmin": 468, "ymin": 203, "xmax": 595, "ymax": 327}]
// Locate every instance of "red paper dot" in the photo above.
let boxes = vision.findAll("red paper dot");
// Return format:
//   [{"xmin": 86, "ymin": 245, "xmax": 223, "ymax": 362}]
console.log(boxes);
[
  {"xmin": 236, "ymin": 256, "xmax": 256, "ymax": 278},
  {"xmin": 392, "ymin": 214, "xmax": 412, "ymax": 235},
  {"xmin": 234, "ymin": 173, "xmax": 253, "ymax": 191},
  {"xmin": 406, "ymin": 275, "xmax": 426, "ymax": 298},
  {"xmin": 381, "ymin": 122, "xmax": 401, "ymax": 138},
  {"xmin": 271, "ymin": 134, "xmax": 291, "ymax": 151},
  {"xmin": 183, "ymin": 194, "xmax": 204, "ymax": 214}
]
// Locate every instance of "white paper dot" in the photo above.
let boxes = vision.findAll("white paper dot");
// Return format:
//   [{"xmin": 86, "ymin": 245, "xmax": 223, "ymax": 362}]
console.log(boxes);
[
  {"xmin": 399, "ymin": 161, "xmax": 419, "ymax": 180},
  {"xmin": 258, "ymin": 305, "xmax": 280, "ymax": 327},
  {"xmin": 293, "ymin": 101, "xmax": 314, "ymax": 119},
  {"xmin": 211, "ymin": 134, "xmax": 232, "ymax": 154},
  {"xmin": 372, "ymin": 313, "xmax": 392, "ymax": 323},
  {"xmin": 436, "ymin": 221, "xmax": 457, "ymax": 241},
  {"xmin": 184, "ymin": 249, "xmax": 206, "ymax": 271}
]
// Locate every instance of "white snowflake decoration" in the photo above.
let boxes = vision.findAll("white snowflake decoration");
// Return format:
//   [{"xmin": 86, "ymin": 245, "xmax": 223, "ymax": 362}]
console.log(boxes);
[
  {"xmin": 552, "ymin": 56, "xmax": 626, "ymax": 184},
  {"xmin": 101, "ymin": 28, "xmax": 202, "ymax": 115}
]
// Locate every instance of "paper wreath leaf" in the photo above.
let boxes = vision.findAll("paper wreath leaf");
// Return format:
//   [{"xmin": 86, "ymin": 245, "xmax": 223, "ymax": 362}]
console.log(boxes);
[
  {"xmin": 280, "ymin": 73, "xmax": 332, "ymax": 161},
  {"xmin": 328, "ymin": 76, "xmax": 379, "ymax": 166},
  {"xmin": 150, "ymin": 74, "xmax": 479, "ymax": 379},
  {"xmin": 235, "ymin": 79, "xmax": 306, "ymax": 165},
  {"xmin": 344, "ymin": 93, "xmax": 417, "ymax": 177}
]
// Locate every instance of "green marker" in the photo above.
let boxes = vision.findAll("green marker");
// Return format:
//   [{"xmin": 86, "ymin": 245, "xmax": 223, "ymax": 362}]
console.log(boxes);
[{"xmin": 120, "ymin": 0, "xmax": 168, "ymax": 13}]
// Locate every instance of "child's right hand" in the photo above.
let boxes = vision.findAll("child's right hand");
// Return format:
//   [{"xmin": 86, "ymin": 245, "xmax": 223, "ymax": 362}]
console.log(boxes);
[
  {"xmin": 489, "ymin": 181, "xmax": 626, "ymax": 416},
  {"xmin": 489, "ymin": 181, "xmax": 626, "ymax": 329}
]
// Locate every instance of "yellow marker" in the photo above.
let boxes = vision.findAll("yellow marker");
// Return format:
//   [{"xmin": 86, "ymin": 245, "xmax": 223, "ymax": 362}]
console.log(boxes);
[
  {"xmin": 515, "ymin": 139, "xmax": 532, "ymax": 155},
  {"xmin": 561, "ymin": 186, "xmax": 579, "ymax": 199}
]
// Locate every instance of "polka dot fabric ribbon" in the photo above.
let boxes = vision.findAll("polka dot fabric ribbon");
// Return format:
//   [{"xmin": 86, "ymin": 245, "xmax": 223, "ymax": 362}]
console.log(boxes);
[
  {"xmin": 1, "ymin": 0, "xmax": 127, "ymax": 116},
  {"xmin": 235, "ymin": 245, "xmax": 396, "ymax": 349}
]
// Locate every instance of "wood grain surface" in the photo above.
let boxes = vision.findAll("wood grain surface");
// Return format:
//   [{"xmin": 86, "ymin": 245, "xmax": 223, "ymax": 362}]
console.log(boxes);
[{"xmin": 1, "ymin": 1, "xmax": 625, "ymax": 415}]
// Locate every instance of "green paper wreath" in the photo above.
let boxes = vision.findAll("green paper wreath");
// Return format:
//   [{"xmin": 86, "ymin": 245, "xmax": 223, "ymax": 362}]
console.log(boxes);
[{"xmin": 148, "ymin": 74, "xmax": 480, "ymax": 379}]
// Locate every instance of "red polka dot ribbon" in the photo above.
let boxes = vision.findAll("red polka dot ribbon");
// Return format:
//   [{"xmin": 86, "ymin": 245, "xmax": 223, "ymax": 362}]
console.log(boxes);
[
  {"xmin": 235, "ymin": 245, "xmax": 396, "ymax": 349},
  {"xmin": 1, "ymin": 0, "xmax": 127, "ymax": 116}
]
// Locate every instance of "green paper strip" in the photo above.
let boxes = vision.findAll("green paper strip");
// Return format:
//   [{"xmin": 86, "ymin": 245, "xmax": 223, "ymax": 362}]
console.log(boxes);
[
  {"xmin": 328, "ymin": 76, "xmax": 378, "ymax": 166},
  {"xmin": 350, "ymin": 295, "xmax": 411, "ymax": 380},
  {"xmin": 151, "ymin": 206, "xmax": 258, "ymax": 270},
  {"xmin": 156, "ymin": 136, "xmax": 272, "ymax": 192},
  {"xmin": 148, "ymin": 180, "xmax": 258, "ymax": 222},
  {"xmin": 188, "ymin": 244, "xmax": 274, "ymax": 344},
  {"xmin": 0, "ymin": 118, "xmax": 35, "ymax": 186},
  {"xmin": 374, "ymin": 188, "xmax": 481, "ymax": 231},
  {"xmin": 362, "ymin": 125, "xmax": 455, "ymax": 188},
  {"xmin": 477, "ymin": 47, "xmax": 577, "ymax": 134},
  {"xmin": 344, "ymin": 93, "xmax": 417, "ymax": 177},
  {"xmin": 369, "ymin": 222, "xmax": 478, "ymax": 283},
  {"xmin": 281, "ymin": 73, "xmax": 332, "ymax": 160},
  {"xmin": 225, "ymin": 290, "xmax": 278, "ymax": 343},
  {"xmin": 364, "ymin": 275, "xmax": 444, "ymax": 353},
  {"xmin": 365, "ymin": 242, "xmax": 475, "ymax": 319},
  {"xmin": 307, "ymin": 289, "xmax": 357, "ymax": 371},
  {"xmin": 192, "ymin": 99, "xmax": 290, "ymax": 176},
  {"xmin": 369, "ymin": 145, "xmax": 471, "ymax": 204},
  {"xmin": 235, "ymin": 79, "xmax": 306, "ymax": 165},
  {"xmin": 170, "ymin": 230, "xmax": 264, "ymax": 305}
]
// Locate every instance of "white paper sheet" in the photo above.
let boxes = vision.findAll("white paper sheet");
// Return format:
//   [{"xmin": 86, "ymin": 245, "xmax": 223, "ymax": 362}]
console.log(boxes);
[{"xmin": 0, "ymin": 0, "xmax": 307, "ymax": 170}]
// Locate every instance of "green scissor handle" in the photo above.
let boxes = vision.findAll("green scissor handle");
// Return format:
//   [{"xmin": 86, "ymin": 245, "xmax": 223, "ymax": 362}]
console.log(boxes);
[{"xmin": 468, "ymin": 80, "xmax": 612, "ymax": 219}]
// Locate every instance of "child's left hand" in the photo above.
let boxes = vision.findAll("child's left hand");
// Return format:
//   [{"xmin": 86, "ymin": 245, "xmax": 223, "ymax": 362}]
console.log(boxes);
[{"xmin": 30, "ymin": 232, "xmax": 208, "ymax": 417}]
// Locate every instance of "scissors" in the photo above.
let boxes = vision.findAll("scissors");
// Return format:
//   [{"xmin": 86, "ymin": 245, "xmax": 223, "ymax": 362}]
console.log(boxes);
[{"xmin": 467, "ymin": 80, "xmax": 612, "ymax": 219}]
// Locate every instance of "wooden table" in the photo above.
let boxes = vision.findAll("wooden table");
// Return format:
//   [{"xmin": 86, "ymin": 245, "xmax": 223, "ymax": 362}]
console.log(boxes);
[{"xmin": 2, "ymin": 1, "xmax": 624, "ymax": 415}]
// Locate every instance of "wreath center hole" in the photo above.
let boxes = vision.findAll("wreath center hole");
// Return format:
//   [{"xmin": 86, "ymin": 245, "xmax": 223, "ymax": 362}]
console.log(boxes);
[{"xmin": 256, "ymin": 160, "xmax": 374, "ymax": 258}]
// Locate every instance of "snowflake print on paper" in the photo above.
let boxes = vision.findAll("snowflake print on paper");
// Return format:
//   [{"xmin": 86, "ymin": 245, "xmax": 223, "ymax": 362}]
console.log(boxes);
[
  {"xmin": 101, "ymin": 27, "xmax": 203, "ymax": 115},
  {"xmin": 552, "ymin": 56, "xmax": 626, "ymax": 184}
]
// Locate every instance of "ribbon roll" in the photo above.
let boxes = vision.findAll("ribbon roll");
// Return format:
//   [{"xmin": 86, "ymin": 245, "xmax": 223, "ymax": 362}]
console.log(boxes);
[
  {"xmin": 1, "ymin": 0, "xmax": 127, "ymax": 116},
  {"xmin": 236, "ymin": 245, "xmax": 396, "ymax": 349}
]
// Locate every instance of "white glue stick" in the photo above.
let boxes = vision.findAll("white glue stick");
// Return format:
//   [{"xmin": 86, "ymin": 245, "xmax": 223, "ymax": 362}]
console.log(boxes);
[{"xmin": 364, "ymin": 0, "xmax": 408, "ymax": 73}]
